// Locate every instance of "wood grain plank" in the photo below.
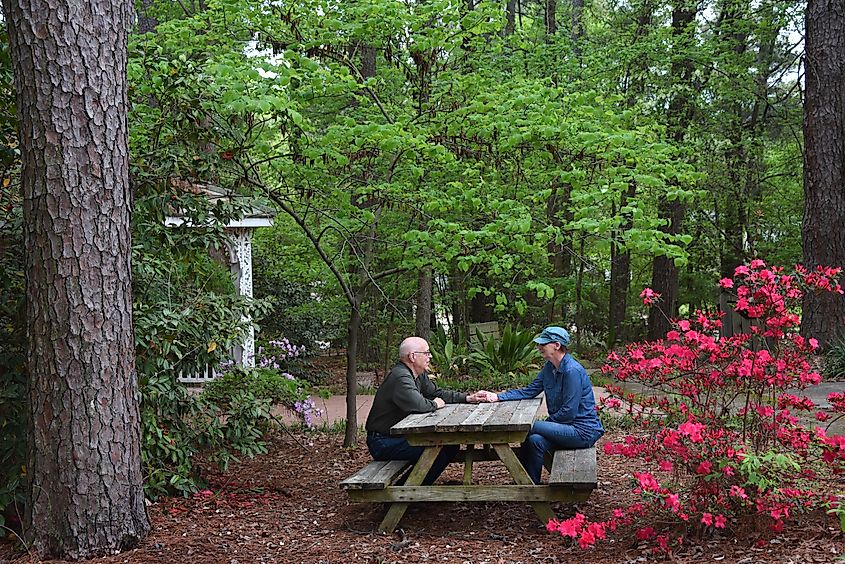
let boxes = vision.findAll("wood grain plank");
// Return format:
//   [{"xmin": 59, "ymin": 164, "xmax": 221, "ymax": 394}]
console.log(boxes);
[
  {"xmin": 480, "ymin": 401, "xmax": 521, "ymax": 431},
  {"xmin": 391, "ymin": 404, "xmax": 457, "ymax": 434},
  {"xmin": 508, "ymin": 399, "xmax": 542, "ymax": 429},
  {"xmin": 435, "ymin": 405, "xmax": 475, "ymax": 432},
  {"xmin": 346, "ymin": 485, "xmax": 593, "ymax": 503},
  {"xmin": 548, "ymin": 447, "xmax": 597, "ymax": 487},
  {"xmin": 339, "ymin": 460, "xmax": 412, "ymax": 490},
  {"xmin": 404, "ymin": 430, "xmax": 528, "ymax": 446},
  {"xmin": 460, "ymin": 403, "xmax": 496, "ymax": 431}
]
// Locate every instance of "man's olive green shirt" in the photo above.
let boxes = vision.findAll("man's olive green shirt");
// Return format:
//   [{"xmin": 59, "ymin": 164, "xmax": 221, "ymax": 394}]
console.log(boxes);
[{"xmin": 365, "ymin": 361, "xmax": 468, "ymax": 435}]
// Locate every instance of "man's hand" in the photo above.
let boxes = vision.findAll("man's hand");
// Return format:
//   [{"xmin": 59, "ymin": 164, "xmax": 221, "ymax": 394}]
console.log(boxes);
[{"xmin": 433, "ymin": 397, "xmax": 446, "ymax": 409}]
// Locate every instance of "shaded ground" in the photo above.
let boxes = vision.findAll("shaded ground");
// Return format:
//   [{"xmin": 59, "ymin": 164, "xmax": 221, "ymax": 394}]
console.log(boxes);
[
  {"xmin": 1, "ymin": 429, "xmax": 842, "ymax": 564},
  {"xmin": 3, "ymin": 356, "xmax": 843, "ymax": 563}
]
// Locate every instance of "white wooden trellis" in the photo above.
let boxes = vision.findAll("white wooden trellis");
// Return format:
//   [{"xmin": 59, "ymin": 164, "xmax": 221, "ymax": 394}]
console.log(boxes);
[{"xmin": 164, "ymin": 186, "xmax": 274, "ymax": 384}]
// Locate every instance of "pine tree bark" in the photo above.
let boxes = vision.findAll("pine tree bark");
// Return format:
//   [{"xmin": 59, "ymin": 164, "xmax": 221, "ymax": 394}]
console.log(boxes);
[
  {"xmin": 802, "ymin": 0, "xmax": 845, "ymax": 347},
  {"xmin": 2, "ymin": 0, "xmax": 150, "ymax": 557}
]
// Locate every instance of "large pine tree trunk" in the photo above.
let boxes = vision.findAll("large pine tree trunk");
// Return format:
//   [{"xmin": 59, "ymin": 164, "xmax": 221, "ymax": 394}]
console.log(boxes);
[
  {"xmin": 802, "ymin": 0, "xmax": 845, "ymax": 347},
  {"xmin": 3, "ymin": 0, "xmax": 150, "ymax": 557}
]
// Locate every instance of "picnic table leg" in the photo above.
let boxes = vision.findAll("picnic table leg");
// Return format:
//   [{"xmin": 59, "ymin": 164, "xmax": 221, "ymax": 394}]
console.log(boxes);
[
  {"xmin": 378, "ymin": 445, "xmax": 442, "ymax": 533},
  {"xmin": 463, "ymin": 444, "xmax": 474, "ymax": 485},
  {"xmin": 491, "ymin": 444, "xmax": 556, "ymax": 525}
]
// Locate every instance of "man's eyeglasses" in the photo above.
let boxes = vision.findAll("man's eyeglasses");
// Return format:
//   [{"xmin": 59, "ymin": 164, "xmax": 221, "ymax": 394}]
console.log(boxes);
[{"xmin": 413, "ymin": 351, "xmax": 433, "ymax": 356}]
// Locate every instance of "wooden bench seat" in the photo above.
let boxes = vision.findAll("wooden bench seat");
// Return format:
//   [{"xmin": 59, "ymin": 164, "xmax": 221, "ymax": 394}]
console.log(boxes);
[
  {"xmin": 339, "ymin": 460, "xmax": 413, "ymax": 491},
  {"xmin": 544, "ymin": 446, "xmax": 597, "ymax": 490}
]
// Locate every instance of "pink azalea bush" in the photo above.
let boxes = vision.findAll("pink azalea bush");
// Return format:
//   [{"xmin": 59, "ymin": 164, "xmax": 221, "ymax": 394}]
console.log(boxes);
[{"xmin": 551, "ymin": 261, "xmax": 845, "ymax": 552}]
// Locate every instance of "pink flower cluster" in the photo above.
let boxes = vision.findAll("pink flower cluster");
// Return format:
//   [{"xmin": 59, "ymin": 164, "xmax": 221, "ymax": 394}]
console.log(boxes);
[{"xmin": 576, "ymin": 261, "xmax": 845, "ymax": 552}]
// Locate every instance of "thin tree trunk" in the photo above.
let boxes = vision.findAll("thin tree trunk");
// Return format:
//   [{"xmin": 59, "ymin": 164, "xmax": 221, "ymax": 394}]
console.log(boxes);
[
  {"xmin": 345, "ymin": 296, "xmax": 362, "ymax": 447},
  {"xmin": 802, "ymin": 0, "xmax": 845, "ymax": 347},
  {"xmin": 416, "ymin": 266, "xmax": 433, "ymax": 340},
  {"xmin": 609, "ymin": 181, "xmax": 636, "ymax": 345},
  {"xmin": 571, "ymin": 0, "xmax": 583, "ymax": 55},
  {"xmin": 545, "ymin": 0, "xmax": 557, "ymax": 36},
  {"xmin": 503, "ymin": 0, "xmax": 517, "ymax": 36},
  {"xmin": 647, "ymin": 0, "xmax": 696, "ymax": 340},
  {"xmin": 3, "ymin": 0, "xmax": 150, "ymax": 556},
  {"xmin": 574, "ymin": 235, "xmax": 586, "ymax": 352}
]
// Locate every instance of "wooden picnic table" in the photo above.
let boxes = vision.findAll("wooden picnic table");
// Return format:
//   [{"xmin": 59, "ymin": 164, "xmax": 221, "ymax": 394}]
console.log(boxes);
[{"xmin": 342, "ymin": 398, "xmax": 595, "ymax": 532}]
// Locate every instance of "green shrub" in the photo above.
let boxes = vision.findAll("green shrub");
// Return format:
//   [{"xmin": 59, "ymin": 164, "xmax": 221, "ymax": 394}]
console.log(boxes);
[
  {"xmin": 140, "ymin": 366, "xmax": 316, "ymax": 499},
  {"xmin": 140, "ymin": 373, "xmax": 269, "ymax": 498},
  {"xmin": 824, "ymin": 337, "xmax": 845, "ymax": 379},
  {"xmin": 429, "ymin": 326, "xmax": 470, "ymax": 380},
  {"xmin": 435, "ymin": 371, "xmax": 536, "ymax": 394},
  {"xmin": 467, "ymin": 324, "xmax": 540, "ymax": 377},
  {"xmin": 0, "ymin": 197, "xmax": 25, "ymax": 536},
  {"xmin": 203, "ymin": 367, "xmax": 307, "ymax": 409}
]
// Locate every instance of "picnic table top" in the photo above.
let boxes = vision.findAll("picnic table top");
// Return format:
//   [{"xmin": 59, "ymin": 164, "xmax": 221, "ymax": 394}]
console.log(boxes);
[{"xmin": 390, "ymin": 398, "xmax": 542, "ymax": 436}]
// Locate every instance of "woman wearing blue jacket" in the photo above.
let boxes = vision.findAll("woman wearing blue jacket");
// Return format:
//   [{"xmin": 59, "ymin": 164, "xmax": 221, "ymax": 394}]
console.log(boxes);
[{"xmin": 484, "ymin": 326, "xmax": 604, "ymax": 484}]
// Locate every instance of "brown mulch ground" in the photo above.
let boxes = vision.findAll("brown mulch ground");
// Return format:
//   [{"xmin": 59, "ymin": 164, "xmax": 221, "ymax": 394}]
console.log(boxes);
[{"xmin": 2, "ymin": 429, "xmax": 842, "ymax": 563}]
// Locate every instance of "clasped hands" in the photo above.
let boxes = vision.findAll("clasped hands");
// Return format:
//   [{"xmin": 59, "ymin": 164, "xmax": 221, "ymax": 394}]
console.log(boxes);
[
  {"xmin": 466, "ymin": 390, "xmax": 499, "ymax": 403},
  {"xmin": 432, "ymin": 390, "xmax": 498, "ymax": 409}
]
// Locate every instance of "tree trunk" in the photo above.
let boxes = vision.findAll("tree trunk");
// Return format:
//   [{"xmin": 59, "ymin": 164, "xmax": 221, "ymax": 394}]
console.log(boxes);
[
  {"xmin": 360, "ymin": 44, "xmax": 377, "ymax": 78},
  {"xmin": 503, "ymin": 0, "xmax": 517, "ymax": 36},
  {"xmin": 415, "ymin": 266, "xmax": 433, "ymax": 340},
  {"xmin": 647, "ymin": 238, "xmax": 680, "ymax": 340},
  {"xmin": 545, "ymin": 0, "xmax": 557, "ymax": 36},
  {"xmin": 3, "ymin": 0, "xmax": 150, "ymax": 557},
  {"xmin": 344, "ymin": 296, "xmax": 362, "ymax": 447},
  {"xmin": 136, "ymin": 0, "xmax": 158, "ymax": 33},
  {"xmin": 574, "ymin": 235, "xmax": 586, "ymax": 352},
  {"xmin": 802, "ymin": 0, "xmax": 845, "ymax": 347},
  {"xmin": 609, "ymin": 182, "xmax": 636, "ymax": 345},
  {"xmin": 571, "ymin": 0, "xmax": 583, "ymax": 55},
  {"xmin": 647, "ymin": 0, "xmax": 696, "ymax": 341}
]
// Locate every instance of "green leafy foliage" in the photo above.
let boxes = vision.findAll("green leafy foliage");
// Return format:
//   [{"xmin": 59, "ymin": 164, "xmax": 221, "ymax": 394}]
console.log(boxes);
[
  {"xmin": 202, "ymin": 367, "xmax": 307, "ymax": 410},
  {"xmin": 827, "ymin": 497, "xmax": 845, "ymax": 533},
  {"xmin": 467, "ymin": 325, "xmax": 540, "ymax": 377},
  {"xmin": 435, "ymin": 371, "xmax": 537, "ymax": 394},
  {"xmin": 428, "ymin": 326, "xmax": 471, "ymax": 380},
  {"xmin": 824, "ymin": 337, "xmax": 845, "ymax": 380},
  {"xmin": 0, "ymin": 28, "xmax": 23, "ymax": 532},
  {"xmin": 140, "ymin": 372, "xmax": 274, "ymax": 498}
]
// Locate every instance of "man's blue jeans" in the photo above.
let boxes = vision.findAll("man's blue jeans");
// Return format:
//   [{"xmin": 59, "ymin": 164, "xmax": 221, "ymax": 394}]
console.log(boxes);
[
  {"xmin": 367, "ymin": 432, "xmax": 459, "ymax": 486},
  {"xmin": 519, "ymin": 421, "xmax": 594, "ymax": 485}
]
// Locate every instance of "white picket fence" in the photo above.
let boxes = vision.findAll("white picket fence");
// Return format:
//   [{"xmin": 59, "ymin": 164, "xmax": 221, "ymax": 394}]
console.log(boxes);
[{"xmin": 177, "ymin": 365, "xmax": 219, "ymax": 384}]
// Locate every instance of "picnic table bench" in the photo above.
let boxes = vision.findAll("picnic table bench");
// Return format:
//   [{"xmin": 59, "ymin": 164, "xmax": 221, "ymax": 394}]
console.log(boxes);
[{"xmin": 340, "ymin": 398, "xmax": 597, "ymax": 532}]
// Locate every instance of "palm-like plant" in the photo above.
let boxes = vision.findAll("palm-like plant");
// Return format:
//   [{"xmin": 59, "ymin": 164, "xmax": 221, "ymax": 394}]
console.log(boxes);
[
  {"xmin": 429, "ymin": 326, "xmax": 470, "ymax": 379},
  {"xmin": 468, "ymin": 324, "xmax": 540, "ymax": 376}
]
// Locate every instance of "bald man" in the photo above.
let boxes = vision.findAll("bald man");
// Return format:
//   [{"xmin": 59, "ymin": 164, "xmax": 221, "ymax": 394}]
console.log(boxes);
[{"xmin": 365, "ymin": 336, "xmax": 485, "ymax": 485}]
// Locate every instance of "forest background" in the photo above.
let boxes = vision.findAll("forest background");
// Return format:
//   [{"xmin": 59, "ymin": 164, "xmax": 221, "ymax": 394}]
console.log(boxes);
[{"xmin": 1, "ymin": 0, "xmax": 844, "ymax": 557}]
